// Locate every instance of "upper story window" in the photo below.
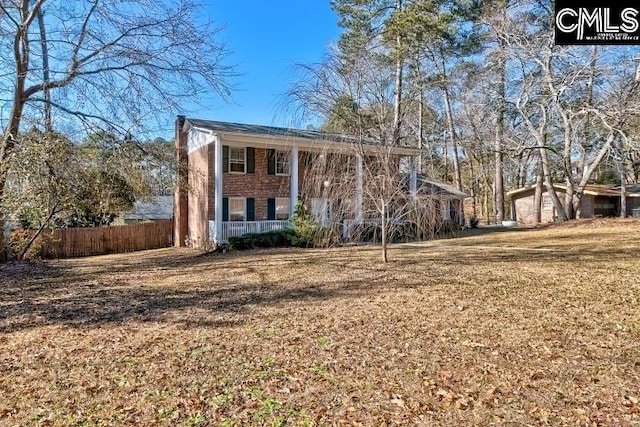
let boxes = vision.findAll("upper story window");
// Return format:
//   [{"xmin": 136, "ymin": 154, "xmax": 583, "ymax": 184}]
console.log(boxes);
[
  {"xmin": 229, "ymin": 147, "xmax": 246, "ymax": 173},
  {"xmin": 275, "ymin": 150, "xmax": 290, "ymax": 175}
]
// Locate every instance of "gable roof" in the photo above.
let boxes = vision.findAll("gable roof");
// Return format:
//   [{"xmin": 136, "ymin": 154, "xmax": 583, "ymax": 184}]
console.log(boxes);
[{"xmin": 418, "ymin": 175, "xmax": 467, "ymax": 198}]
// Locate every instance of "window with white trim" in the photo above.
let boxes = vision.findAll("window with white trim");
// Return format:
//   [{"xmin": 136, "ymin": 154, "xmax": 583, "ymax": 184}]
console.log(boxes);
[
  {"xmin": 276, "ymin": 197, "xmax": 290, "ymax": 220},
  {"xmin": 229, "ymin": 197, "xmax": 246, "ymax": 221},
  {"xmin": 229, "ymin": 147, "xmax": 246, "ymax": 173},
  {"xmin": 441, "ymin": 200, "xmax": 451, "ymax": 220},
  {"xmin": 275, "ymin": 150, "xmax": 290, "ymax": 175}
]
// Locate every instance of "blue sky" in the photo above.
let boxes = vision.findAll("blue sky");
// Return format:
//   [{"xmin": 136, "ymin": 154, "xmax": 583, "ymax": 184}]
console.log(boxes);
[{"xmin": 186, "ymin": 1, "xmax": 341, "ymax": 129}]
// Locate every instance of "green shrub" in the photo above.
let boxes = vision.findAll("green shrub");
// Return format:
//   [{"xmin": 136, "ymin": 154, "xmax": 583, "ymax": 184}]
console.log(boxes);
[
  {"xmin": 290, "ymin": 201, "xmax": 323, "ymax": 247},
  {"xmin": 227, "ymin": 229, "xmax": 296, "ymax": 250},
  {"xmin": 227, "ymin": 201, "xmax": 341, "ymax": 251}
]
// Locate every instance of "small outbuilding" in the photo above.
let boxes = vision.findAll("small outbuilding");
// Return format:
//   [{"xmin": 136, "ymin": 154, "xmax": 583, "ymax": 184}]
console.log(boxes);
[{"xmin": 507, "ymin": 184, "xmax": 640, "ymax": 224}]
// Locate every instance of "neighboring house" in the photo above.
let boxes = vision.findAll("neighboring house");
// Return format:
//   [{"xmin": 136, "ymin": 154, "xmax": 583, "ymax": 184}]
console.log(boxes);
[
  {"xmin": 174, "ymin": 117, "xmax": 465, "ymax": 246},
  {"xmin": 508, "ymin": 184, "xmax": 640, "ymax": 224},
  {"xmin": 120, "ymin": 196, "xmax": 174, "ymax": 224}
]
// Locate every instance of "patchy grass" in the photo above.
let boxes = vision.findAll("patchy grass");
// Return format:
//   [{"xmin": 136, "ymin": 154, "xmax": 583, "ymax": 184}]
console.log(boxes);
[{"xmin": 1, "ymin": 218, "xmax": 640, "ymax": 425}]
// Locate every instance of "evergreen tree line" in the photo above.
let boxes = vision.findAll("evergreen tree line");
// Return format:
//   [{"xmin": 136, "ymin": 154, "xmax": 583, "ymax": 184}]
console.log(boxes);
[{"xmin": 287, "ymin": 0, "xmax": 640, "ymax": 223}]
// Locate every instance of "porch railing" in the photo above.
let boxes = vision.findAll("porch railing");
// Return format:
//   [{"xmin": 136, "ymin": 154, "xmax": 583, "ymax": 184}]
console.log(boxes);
[{"xmin": 209, "ymin": 220, "xmax": 292, "ymax": 242}]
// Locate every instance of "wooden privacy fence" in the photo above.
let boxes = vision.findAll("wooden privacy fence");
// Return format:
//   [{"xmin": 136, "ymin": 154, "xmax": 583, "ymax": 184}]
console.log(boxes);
[{"xmin": 42, "ymin": 220, "xmax": 173, "ymax": 258}]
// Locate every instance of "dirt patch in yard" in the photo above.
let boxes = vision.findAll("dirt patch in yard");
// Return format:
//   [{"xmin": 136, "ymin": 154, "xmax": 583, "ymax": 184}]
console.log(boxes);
[{"xmin": 1, "ymin": 219, "xmax": 640, "ymax": 425}]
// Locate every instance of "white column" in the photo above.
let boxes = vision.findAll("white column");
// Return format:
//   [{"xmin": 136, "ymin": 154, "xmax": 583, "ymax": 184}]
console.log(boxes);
[
  {"xmin": 290, "ymin": 146, "xmax": 299, "ymax": 216},
  {"xmin": 409, "ymin": 155, "xmax": 418, "ymax": 197},
  {"xmin": 355, "ymin": 153, "xmax": 363, "ymax": 223},
  {"xmin": 214, "ymin": 135, "xmax": 223, "ymax": 243}
]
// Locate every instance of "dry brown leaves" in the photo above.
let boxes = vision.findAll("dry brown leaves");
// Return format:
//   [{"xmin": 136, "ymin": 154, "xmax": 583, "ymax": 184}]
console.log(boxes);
[{"xmin": 1, "ymin": 218, "xmax": 640, "ymax": 426}]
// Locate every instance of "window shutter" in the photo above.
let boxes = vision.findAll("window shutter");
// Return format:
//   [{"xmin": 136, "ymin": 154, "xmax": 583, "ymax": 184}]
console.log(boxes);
[
  {"xmin": 304, "ymin": 152, "xmax": 313, "ymax": 166},
  {"xmin": 222, "ymin": 197, "xmax": 229, "ymax": 221},
  {"xmin": 267, "ymin": 198, "xmax": 276, "ymax": 220},
  {"xmin": 247, "ymin": 198, "xmax": 255, "ymax": 221},
  {"xmin": 223, "ymin": 146, "xmax": 229, "ymax": 173},
  {"xmin": 267, "ymin": 149, "xmax": 276, "ymax": 175},
  {"xmin": 246, "ymin": 147, "xmax": 255, "ymax": 173}
]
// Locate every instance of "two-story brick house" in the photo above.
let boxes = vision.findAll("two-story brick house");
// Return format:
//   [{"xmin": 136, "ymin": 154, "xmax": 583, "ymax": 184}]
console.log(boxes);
[{"xmin": 174, "ymin": 117, "xmax": 464, "ymax": 247}]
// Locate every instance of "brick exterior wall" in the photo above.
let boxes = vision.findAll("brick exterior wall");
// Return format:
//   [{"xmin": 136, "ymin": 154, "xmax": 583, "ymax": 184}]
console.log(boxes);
[
  {"xmin": 514, "ymin": 192, "xmax": 556, "ymax": 223},
  {"xmin": 217, "ymin": 148, "xmax": 291, "ymax": 220},
  {"xmin": 184, "ymin": 143, "xmax": 315, "ymax": 244},
  {"xmin": 187, "ymin": 144, "xmax": 210, "ymax": 245}
]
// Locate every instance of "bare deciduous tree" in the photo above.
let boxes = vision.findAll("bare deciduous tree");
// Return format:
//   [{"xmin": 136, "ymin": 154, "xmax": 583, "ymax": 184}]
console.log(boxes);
[
  {"xmin": 0, "ymin": 0, "xmax": 233, "ymax": 257},
  {"xmin": 287, "ymin": 49, "xmax": 444, "ymax": 263}
]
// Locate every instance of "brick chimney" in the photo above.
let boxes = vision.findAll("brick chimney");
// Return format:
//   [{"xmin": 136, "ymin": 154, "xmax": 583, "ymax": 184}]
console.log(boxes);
[{"xmin": 174, "ymin": 115, "xmax": 189, "ymax": 247}]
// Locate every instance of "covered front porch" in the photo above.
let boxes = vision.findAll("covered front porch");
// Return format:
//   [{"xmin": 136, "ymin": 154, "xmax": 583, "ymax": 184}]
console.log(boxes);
[{"xmin": 206, "ymin": 132, "xmax": 420, "ymax": 244}]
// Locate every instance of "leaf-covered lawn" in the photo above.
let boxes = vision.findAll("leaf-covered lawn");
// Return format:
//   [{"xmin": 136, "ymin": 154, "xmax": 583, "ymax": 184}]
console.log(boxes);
[{"xmin": 1, "ymin": 219, "xmax": 640, "ymax": 426}]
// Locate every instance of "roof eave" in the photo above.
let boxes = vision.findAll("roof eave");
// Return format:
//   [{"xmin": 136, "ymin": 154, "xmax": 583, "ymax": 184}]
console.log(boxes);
[{"xmin": 186, "ymin": 119, "xmax": 419, "ymax": 156}]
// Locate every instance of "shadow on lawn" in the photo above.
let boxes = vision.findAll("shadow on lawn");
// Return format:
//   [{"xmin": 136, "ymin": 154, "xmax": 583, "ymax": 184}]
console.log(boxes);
[
  {"xmin": 0, "ymin": 249, "xmax": 385, "ymax": 333},
  {"xmin": 0, "ymin": 232, "xmax": 634, "ymax": 333}
]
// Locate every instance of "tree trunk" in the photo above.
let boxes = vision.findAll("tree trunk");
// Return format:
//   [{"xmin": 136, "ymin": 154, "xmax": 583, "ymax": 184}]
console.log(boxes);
[
  {"xmin": 470, "ymin": 158, "xmax": 477, "ymax": 218},
  {"xmin": 533, "ymin": 153, "xmax": 543, "ymax": 223},
  {"xmin": 442, "ymin": 130, "xmax": 449, "ymax": 183},
  {"xmin": 0, "ymin": 15, "xmax": 32, "ymax": 259},
  {"xmin": 621, "ymin": 163, "xmax": 627, "ymax": 218},
  {"xmin": 484, "ymin": 175, "xmax": 490, "ymax": 224},
  {"xmin": 563, "ymin": 179, "xmax": 574, "ymax": 220},
  {"xmin": 624, "ymin": 154, "xmax": 635, "ymax": 185},
  {"xmin": 417, "ymin": 90, "xmax": 423, "ymax": 174},
  {"xmin": 494, "ymin": 36, "xmax": 506, "ymax": 224},
  {"xmin": 443, "ymin": 88, "xmax": 462, "ymax": 191},
  {"xmin": 381, "ymin": 197, "xmax": 388, "ymax": 263},
  {"xmin": 392, "ymin": 0, "xmax": 403, "ymax": 147},
  {"xmin": 18, "ymin": 205, "xmax": 58, "ymax": 260},
  {"xmin": 439, "ymin": 51, "xmax": 462, "ymax": 192},
  {"xmin": 539, "ymin": 138, "xmax": 565, "ymax": 221},
  {"xmin": 574, "ymin": 46, "xmax": 597, "ymax": 218},
  {"xmin": 517, "ymin": 150, "xmax": 530, "ymax": 188},
  {"xmin": 37, "ymin": 7, "xmax": 52, "ymax": 132}
]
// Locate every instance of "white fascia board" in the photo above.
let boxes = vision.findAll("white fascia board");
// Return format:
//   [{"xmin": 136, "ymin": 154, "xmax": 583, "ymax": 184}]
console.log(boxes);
[
  {"xmin": 214, "ymin": 131, "xmax": 419, "ymax": 156},
  {"xmin": 506, "ymin": 185, "xmax": 538, "ymax": 197}
]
